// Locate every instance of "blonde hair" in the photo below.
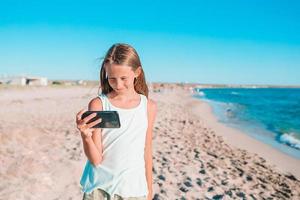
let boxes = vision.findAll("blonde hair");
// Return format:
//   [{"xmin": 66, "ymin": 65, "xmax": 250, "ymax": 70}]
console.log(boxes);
[{"xmin": 99, "ymin": 43, "xmax": 149, "ymax": 98}]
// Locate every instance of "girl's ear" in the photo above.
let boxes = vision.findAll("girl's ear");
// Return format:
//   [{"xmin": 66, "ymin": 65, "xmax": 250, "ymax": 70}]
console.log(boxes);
[{"xmin": 134, "ymin": 66, "xmax": 142, "ymax": 78}]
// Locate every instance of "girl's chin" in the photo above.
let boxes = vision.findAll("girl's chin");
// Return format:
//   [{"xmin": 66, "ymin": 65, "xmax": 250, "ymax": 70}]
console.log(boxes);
[
  {"xmin": 115, "ymin": 90, "xmax": 136, "ymax": 95},
  {"xmin": 113, "ymin": 88, "xmax": 134, "ymax": 94},
  {"xmin": 115, "ymin": 89, "xmax": 126, "ymax": 93}
]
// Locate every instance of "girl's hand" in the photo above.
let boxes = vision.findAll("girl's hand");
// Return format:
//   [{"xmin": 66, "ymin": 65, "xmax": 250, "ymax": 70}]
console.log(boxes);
[{"xmin": 76, "ymin": 109, "xmax": 102, "ymax": 138}]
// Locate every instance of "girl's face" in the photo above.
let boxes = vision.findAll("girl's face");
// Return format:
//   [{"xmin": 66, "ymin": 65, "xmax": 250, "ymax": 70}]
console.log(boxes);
[{"xmin": 105, "ymin": 64, "xmax": 140, "ymax": 94}]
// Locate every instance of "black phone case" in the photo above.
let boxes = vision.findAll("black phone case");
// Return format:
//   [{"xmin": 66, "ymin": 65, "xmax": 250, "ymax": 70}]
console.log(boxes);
[{"xmin": 81, "ymin": 111, "xmax": 121, "ymax": 128}]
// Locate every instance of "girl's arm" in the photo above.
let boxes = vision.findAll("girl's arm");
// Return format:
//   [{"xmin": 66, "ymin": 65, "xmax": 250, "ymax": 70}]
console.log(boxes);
[
  {"xmin": 81, "ymin": 98, "xmax": 104, "ymax": 167},
  {"xmin": 81, "ymin": 133, "xmax": 102, "ymax": 167},
  {"xmin": 145, "ymin": 98, "xmax": 157, "ymax": 200}
]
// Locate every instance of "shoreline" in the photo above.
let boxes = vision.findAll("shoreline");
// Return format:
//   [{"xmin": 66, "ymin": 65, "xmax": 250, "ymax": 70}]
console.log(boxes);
[{"xmin": 186, "ymin": 91, "xmax": 300, "ymax": 179}]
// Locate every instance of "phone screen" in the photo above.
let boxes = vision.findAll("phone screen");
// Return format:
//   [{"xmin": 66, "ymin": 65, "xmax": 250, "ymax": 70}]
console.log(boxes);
[{"xmin": 81, "ymin": 111, "xmax": 121, "ymax": 128}]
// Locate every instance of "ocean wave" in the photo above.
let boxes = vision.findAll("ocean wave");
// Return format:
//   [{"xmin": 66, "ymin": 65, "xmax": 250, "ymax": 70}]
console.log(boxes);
[
  {"xmin": 231, "ymin": 91, "xmax": 239, "ymax": 95},
  {"xmin": 279, "ymin": 133, "xmax": 300, "ymax": 150},
  {"xmin": 193, "ymin": 89, "xmax": 205, "ymax": 97},
  {"xmin": 197, "ymin": 91, "xmax": 205, "ymax": 96}
]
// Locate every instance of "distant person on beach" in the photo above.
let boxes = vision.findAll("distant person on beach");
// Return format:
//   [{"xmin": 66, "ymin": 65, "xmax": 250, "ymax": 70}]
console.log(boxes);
[{"xmin": 76, "ymin": 43, "xmax": 157, "ymax": 200}]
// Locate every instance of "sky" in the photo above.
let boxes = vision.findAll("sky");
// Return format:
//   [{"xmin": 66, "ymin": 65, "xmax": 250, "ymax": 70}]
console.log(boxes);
[{"xmin": 0, "ymin": 0, "xmax": 300, "ymax": 85}]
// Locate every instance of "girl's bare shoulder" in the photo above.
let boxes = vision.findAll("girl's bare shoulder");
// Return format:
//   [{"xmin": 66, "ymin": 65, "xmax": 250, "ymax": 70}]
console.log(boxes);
[
  {"xmin": 88, "ymin": 97, "xmax": 103, "ymax": 111},
  {"xmin": 147, "ymin": 98, "xmax": 157, "ymax": 113}
]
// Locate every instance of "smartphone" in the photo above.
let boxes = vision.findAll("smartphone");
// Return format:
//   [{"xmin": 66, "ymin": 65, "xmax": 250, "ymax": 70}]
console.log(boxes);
[{"xmin": 81, "ymin": 111, "xmax": 121, "ymax": 128}]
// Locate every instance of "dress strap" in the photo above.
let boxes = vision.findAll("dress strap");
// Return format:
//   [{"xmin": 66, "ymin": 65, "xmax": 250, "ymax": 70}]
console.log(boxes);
[
  {"xmin": 141, "ymin": 94, "xmax": 148, "ymax": 119},
  {"xmin": 98, "ymin": 93, "xmax": 107, "ymax": 111}
]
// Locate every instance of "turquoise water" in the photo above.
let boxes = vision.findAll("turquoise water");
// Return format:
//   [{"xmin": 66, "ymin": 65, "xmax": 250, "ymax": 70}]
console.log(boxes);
[{"xmin": 193, "ymin": 88, "xmax": 300, "ymax": 159}]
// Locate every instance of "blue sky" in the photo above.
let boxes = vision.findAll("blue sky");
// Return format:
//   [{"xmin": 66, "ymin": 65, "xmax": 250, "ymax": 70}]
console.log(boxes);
[{"xmin": 0, "ymin": 0, "xmax": 300, "ymax": 85}]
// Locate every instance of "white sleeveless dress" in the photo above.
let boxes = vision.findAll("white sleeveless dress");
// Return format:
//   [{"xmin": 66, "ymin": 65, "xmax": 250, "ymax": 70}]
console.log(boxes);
[{"xmin": 80, "ymin": 93, "xmax": 149, "ymax": 198}]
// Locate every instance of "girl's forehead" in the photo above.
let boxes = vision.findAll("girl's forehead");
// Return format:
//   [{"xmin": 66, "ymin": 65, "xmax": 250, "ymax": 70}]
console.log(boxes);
[{"xmin": 105, "ymin": 64, "xmax": 135, "ymax": 75}]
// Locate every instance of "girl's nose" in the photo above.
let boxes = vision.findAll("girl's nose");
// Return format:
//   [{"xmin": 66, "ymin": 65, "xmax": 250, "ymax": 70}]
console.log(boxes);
[{"xmin": 116, "ymin": 81, "xmax": 123, "ymax": 89}]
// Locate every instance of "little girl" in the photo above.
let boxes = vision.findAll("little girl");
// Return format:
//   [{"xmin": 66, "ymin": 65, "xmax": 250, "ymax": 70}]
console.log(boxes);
[{"xmin": 76, "ymin": 43, "xmax": 157, "ymax": 200}]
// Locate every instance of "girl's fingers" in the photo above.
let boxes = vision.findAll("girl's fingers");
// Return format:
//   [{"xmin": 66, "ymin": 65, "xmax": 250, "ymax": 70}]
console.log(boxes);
[
  {"xmin": 77, "ymin": 122, "xmax": 86, "ymax": 131},
  {"xmin": 82, "ymin": 113, "xmax": 97, "ymax": 123},
  {"xmin": 86, "ymin": 118, "xmax": 102, "ymax": 129},
  {"xmin": 76, "ymin": 110, "xmax": 102, "ymax": 135},
  {"xmin": 76, "ymin": 109, "xmax": 87, "ymax": 121},
  {"xmin": 77, "ymin": 122, "xmax": 86, "ymax": 129}
]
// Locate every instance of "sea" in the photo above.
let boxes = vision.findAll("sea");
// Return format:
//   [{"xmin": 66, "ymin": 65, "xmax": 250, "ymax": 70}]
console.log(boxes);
[{"xmin": 193, "ymin": 88, "xmax": 300, "ymax": 159}]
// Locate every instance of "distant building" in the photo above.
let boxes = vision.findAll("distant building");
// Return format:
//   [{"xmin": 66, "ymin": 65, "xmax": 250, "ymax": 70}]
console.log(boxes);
[
  {"xmin": 76, "ymin": 80, "xmax": 86, "ymax": 85},
  {"xmin": 0, "ymin": 75, "xmax": 48, "ymax": 86}
]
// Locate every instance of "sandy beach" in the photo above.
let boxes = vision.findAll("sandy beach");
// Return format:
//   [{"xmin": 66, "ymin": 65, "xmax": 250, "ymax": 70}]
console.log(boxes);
[{"xmin": 0, "ymin": 85, "xmax": 300, "ymax": 200}]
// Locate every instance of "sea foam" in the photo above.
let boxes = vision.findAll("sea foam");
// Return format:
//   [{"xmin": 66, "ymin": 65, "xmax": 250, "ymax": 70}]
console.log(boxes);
[{"xmin": 279, "ymin": 133, "xmax": 300, "ymax": 150}]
